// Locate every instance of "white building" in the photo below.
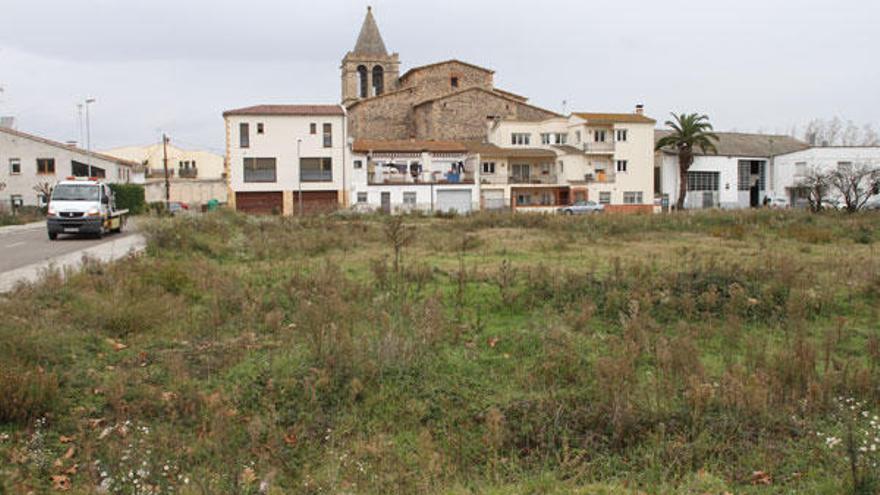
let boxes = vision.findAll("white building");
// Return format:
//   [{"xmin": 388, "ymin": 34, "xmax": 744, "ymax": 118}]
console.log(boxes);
[
  {"xmin": 0, "ymin": 124, "xmax": 135, "ymax": 209},
  {"xmin": 223, "ymin": 104, "xmax": 348, "ymax": 215},
  {"xmin": 655, "ymin": 132, "xmax": 809, "ymax": 209},
  {"xmin": 484, "ymin": 107, "xmax": 656, "ymax": 212},
  {"xmin": 773, "ymin": 146, "xmax": 880, "ymax": 206},
  {"xmin": 103, "ymin": 142, "xmax": 225, "ymax": 181},
  {"xmin": 350, "ymin": 139, "xmax": 479, "ymax": 213}
]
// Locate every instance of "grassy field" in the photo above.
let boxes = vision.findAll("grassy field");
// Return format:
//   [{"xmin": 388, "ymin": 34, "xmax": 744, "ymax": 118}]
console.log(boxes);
[{"xmin": 1, "ymin": 209, "xmax": 879, "ymax": 494}]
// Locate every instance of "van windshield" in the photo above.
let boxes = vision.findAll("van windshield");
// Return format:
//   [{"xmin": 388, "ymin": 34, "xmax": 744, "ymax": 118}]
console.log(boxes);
[{"xmin": 51, "ymin": 184, "xmax": 100, "ymax": 201}]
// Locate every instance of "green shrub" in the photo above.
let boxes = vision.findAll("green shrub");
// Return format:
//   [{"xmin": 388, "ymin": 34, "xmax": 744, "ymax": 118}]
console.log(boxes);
[{"xmin": 109, "ymin": 183, "xmax": 146, "ymax": 214}]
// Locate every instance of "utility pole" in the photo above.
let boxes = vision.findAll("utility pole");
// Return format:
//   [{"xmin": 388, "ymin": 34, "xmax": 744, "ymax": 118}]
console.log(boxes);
[
  {"xmin": 162, "ymin": 133, "xmax": 171, "ymax": 210},
  {"xmin": 297, "ymin": 138, "xmax": 303, "ymax": 215},
  {"xmin": 85, "ymin": 98, "xmax": 95, "ymax": 176}
]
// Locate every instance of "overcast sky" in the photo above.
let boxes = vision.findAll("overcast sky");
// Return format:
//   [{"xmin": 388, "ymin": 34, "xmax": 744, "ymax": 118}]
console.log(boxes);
[{"xmin": 1, "ymin": 0, "xmax": 877, "ymax": 153}]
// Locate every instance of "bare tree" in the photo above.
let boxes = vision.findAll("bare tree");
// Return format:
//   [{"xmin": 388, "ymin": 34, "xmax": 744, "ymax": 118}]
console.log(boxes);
[
  {"xmin": 828, "ymin": 163, "xmax": 880, "ymax": 212},
  {"xmin": 801, "ymin": 118, "xmax": 880, "ymax": 146},
  {"xmin": 795, "ymin": 166, "xmax": 832, "ymax": 212},
  {"xmin": 32, "ymin": 181, "xmax": 53, "ymax": 202}
]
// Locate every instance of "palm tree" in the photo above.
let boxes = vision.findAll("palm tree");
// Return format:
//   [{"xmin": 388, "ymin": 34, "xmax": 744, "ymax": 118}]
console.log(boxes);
[{"xmin": 655, "ymin": 113, "xmax": 719, "ymax": 210}]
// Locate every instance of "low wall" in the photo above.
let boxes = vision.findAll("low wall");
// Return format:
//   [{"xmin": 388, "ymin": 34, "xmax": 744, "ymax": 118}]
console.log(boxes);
[{"xmin": 144, "ymin": 179, "xmax": 227, "ymax": 206}]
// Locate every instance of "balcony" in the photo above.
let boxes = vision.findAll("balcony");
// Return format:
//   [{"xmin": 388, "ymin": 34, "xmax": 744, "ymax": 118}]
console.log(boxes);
[
  {"xmin": 586, "ymin": 170, "xmax": 616, "ymax": 184},
  {"xmin": 509, "ymin": 174, "xmax": 559, "ymax": 185},
  {"xmin": 178, "ymin": 167, "xmax": 198, "ymax": 179},
  {"xmin": 146, "ymin": 168, "xmax": 174, "ymax": 178},
  {"xmin": 582, "ymin": 141, "xmax": 615, "ymax": 154},
  {"xmin": 369, "ymin": 164, "xmax": 474, "ymax": 185}
]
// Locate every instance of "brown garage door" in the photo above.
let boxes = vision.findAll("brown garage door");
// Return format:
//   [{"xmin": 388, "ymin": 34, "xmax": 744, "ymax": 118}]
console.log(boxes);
[
  {"xmin": 236, "ymin": 192, "xmax": 283, "ymax": 214},
  {"xmin": 293, "ymin": 191, "xmax": 339, "ymax": 214}
]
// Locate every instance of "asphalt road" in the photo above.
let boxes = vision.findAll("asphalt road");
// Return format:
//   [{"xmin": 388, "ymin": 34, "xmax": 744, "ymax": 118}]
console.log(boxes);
[{"xmin": 0, "ymin": 222, "xmax": 140, "ymax": 273}]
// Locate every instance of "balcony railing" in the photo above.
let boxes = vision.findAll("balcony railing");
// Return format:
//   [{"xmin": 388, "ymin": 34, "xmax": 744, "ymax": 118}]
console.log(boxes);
[
  {"xmin": 178, "ymin": 167, "xmax": 198, "ymax": 179},
  {"xmin": 587, "ymin": 170, "xmax": 616, "ymax": 183},
  {"xmin": 147, "ymin": 168, "xmax": 174, "ymax": 178},
  {"xmin": 509, "ymin": 174, "xmax": 559, "ymax": 185},
  {"xmin": 582, "ymin": 142, "xmax": 615, "ymax": 153},
  {"xmin": 369, "ymin": 168, "xmax": 474, "ymax": 185}
]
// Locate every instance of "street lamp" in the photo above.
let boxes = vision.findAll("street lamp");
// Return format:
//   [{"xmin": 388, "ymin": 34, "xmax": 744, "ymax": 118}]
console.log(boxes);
[
  {"xmin": 297, "ymin": 138, "xmax": 303, "ymax": 216},
  {"xmin": 84, "ymin": 98, "xmax": 96, "ymax": 176}
]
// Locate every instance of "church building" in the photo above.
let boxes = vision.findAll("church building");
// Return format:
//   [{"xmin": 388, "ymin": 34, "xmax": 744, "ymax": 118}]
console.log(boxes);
[{"xmin": 342, "ymin": 7, "xmax": 560, "ymax": 142}]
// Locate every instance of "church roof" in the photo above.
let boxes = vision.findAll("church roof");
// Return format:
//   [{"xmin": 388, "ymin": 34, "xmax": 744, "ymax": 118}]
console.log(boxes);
[
  {"xmin": 399, "ymin": 59, "xmax": 494, "ymax": 82},
  {"xmin": 415, "ymin": 87, "xmax": 561, "ymax": 118},
  {"xmin": 352, "ymin": 7, "xmax": 388, "ymax": 56}
]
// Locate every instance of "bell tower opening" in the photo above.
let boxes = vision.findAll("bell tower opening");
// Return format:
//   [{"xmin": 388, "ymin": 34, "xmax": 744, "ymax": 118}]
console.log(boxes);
[{"xmin": 341, "ymin": 6, "xmax": 400, "ymax": 106}]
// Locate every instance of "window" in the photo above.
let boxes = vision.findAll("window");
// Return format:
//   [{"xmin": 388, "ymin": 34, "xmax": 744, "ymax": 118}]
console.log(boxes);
[
  {"xmin": 300, "ymin": 157, "xmax": 333, "ymax": 182},
  {"xmin": 239, "ymin": 123, "xmax": 249, "ymax": 148},
  {"xmin": 10, "ymin": 194, "xmax": 23, "ymax": 207},
  {"xmin": 482, "ymin": 162, "xmax": 496, "ymax": 174},
  {"xmin": 357, "ymin": 192, "xmax": 368, "ymax": 203},
  {"xmin": 403, "ymin": 192, "xmax": 417, "ymax": 205},
  {"xmin": 795, "ymin": 162, "xmax": 807, "ymax": 177},
  {"xmin": 323, "ymin": 123, "xmax": 332, "ymax": 148},
  {"xmin": 616, "ymin": 160, "xmax": 628, "ymax": 173},
  {"xmin": 555, "ymin": 133, "xmax": 567, "ymax": 145},
  {"xmin": 9, "ymin": 158, "xmax": 20, "ymax": 174},
  {"xmin": 37, "ymin": 158, "xmax": 55, "ymax": 174},
  {"xmin": 512, "ymin": 164, "xmax": 530, "ymax": 180},
  {"xmin": 687, "ymin": 171, "xmax": 720, "ymax": 191},
  {"xmin": 357, "ymin": 65, "xmax": 368, "ymax": 98},
  {"xmin": 310, "ymin": 123, "xmax": 317, "ymax": 135},
  {"xmin": 594, "ymin": 130, "xmax": 606, "ymax": 142},
  {"xmin": 558, "ymin": 160, "xmax": 564, "ymax": 173},
  {"xmin": 451, "ymin": 77, "xmax": 459, "ymax": 88},
  {"xmin": 541, "ymin": 133, "xmax": 551, "ymax": 145},
  {"xmin": 616, "ymin": 129, "xmax": 628, "ymax": 142},
  {"xmin": 837, "ymin": 161, "xmax": 853, "ymax": 173},
  {"xmin": 737, "ymin": 160, "xmax": 765, "ymax": 190},
  {"xmin": 598, "ymin": 191, "xmax": 611, "ymax": 204},
  {"xmin": 623, "ymin": 191, "xmax": 643, "ymax": 204},
  {"xmin": 372, "ymin": 65, "xmax": 385, "ymax": 96},
  {"xmin": 511, "ymin": 133, "xmax": 531, "ymax": 146},
  {"xmin": 575, "ymin": 131, "xmax": 582, "ymax": 144},
  {"xmin": 243, "ymin": 157, "xmax": 276, "ymax": 182},
  {"xmin": 354, "ymin": 160, "xmax": 363, "ymax": 169},
  {"xmin": 257, "ymin": 123, "xmax": 264, "ymax": 134}
]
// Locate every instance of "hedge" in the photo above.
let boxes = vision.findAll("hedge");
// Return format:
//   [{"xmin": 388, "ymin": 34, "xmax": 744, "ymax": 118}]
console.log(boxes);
[{"xmin": 109, "ymin": 183, "xmax": 146, "ymax": 215}]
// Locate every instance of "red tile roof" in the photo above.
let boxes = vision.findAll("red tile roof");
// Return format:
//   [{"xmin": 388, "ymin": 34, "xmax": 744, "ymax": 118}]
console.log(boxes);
[
  {"xmin": 572, "ymin": 112, "xmax": 656, "ymax": 124},
  {"xmin": 222, "ymin": 105, "xmax": 345, "ymax": 117},
  {"xmin": 0, "ymin": 126, "xmax": 139, "ymax": 167}
]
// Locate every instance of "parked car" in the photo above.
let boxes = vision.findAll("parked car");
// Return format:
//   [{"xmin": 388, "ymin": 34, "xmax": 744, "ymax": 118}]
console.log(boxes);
[
  {"xmin": 766, "ymin": 197, "xmax": 789, "ymax": 208},
  {"xmin": 167, "ymin": 201, "xmax": 190, "ymax": 215},
  {"xmin": 558, "ymin": 200, "xmax": 604, "ymax": 215},
  {"xmin": 863, "ymin": 196, "xmax": 880, "ymax": 211}
]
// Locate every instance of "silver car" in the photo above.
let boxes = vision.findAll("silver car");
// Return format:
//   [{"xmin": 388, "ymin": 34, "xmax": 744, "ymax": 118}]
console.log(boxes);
[{"xmin": 558, "ymin": 200, "xmax": 605, "ymax": 215}]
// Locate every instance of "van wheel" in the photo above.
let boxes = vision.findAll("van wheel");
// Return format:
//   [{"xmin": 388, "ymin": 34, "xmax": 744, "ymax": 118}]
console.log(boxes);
[
  {"xmin": 565, "ymin": 210, "xmax": 574, "ymax": 215},
  {"xmin": 48, "ymin": 232, "xmax": 58, "ymax": 240}
]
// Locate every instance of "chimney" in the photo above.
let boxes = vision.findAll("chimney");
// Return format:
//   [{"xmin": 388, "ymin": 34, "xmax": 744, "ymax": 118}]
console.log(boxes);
[
  {"xmin": 0, "ymin": 116, "xmax": 15, "ymax": 129},
  {"xmin": 635, "ymin": 104, "xmax": 644, "ymax": 115},
  {"xmin": 65, "ymin": 140, "xmax": 78, "ymax": 147}
]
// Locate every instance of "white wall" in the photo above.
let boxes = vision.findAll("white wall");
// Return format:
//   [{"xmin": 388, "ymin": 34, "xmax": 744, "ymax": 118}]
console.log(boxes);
[
  {"xmin": 0, "ymin": 130, "xmax": 131, "ymax": 208},
  {"xmin": 104, "ymin": 143, "xmax": 225, "ymax": 180},
  {"xmin": 226, "ymin": 114, "xmax": 346, "ymax": 196},
  {"xmin": 774, "ymin": 147, "xmax": 880, "ymax": 200}
]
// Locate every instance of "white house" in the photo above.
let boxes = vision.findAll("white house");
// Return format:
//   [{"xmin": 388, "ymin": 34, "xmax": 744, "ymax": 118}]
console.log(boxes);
[
  {"xmin": 223, "ymin": 104, "xmax": 348, "ymax": 215},
  {"xmin": 773, "ymin": 146, "xmax": 880, "ymax": 206},
  {"xmin": 103, "ymin": 142, "xmax": 225, "ymax": 181},
  {"xmin": 655, "ymin": 132, "xmax": 809, "ymax": 209},
  {"xmin": 0, "ymin": 123, "xmax": 135, "ymax": 209},
  {"xmin": 484, "ymin": 107, "xmax": 656, "ymax": 212},
  {"xmin": 350, "ymin": 139, "xmax": 479, "ymax": 213}
]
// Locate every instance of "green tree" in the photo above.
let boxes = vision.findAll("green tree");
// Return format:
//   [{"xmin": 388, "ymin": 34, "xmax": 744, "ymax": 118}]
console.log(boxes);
[{"xmin": 655, "ymin": 113, "xmax": 720, "ymax": 210}]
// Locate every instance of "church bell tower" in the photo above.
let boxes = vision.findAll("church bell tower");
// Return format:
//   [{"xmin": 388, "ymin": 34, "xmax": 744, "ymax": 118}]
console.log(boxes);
[{"xmin": 341, "ymin": 6, "xmax": 400, "ymax": 107}]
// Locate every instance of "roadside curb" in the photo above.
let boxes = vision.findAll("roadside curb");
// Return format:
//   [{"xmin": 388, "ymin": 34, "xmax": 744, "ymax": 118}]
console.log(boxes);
[
  {"xmin": 0, "ymin": 221, "xmax": 45, "ymax": 235},
  {"xmin": 0, "ymin": 234, "xmax": 147, "ymax": 293}
]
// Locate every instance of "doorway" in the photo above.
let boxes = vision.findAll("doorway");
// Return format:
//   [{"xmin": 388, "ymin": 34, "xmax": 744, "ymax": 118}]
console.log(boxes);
[{"xmin": 381, "ymin": 192, "xmax": 391, "ymax": 214}]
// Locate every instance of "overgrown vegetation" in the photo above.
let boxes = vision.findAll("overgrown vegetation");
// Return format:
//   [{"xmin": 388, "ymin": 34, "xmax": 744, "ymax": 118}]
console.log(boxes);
[
  {"xmin": 109, "ymin": 183, "xmax": 147, "ymax": 215},
  {"xmin": 1, "ymin": 209, "xmax": 879, "ymax": 493}
]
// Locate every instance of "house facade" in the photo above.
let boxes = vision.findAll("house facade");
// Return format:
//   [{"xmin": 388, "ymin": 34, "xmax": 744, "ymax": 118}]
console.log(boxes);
[
  {"xmin": 483, "ymin": 109, "xmax": 656, "ymax": 212},
  {"xmin": 0, "ymin": 124, "xmax": 135, "ymax": 209},
  {"xmin": 103, "ymin": 142, "xmax": 224, "ymax": 181},
  {"xmin": 655, "ymin": 132, "xmax": 810, "ymax": 209},
  {"xmin": 773, "ymin": 146, "xmax": 880, "ymax": 206},
  {"xmin": 349, "ymin": 139, "xmax": 479, "ymax": 213},
  {"xmin": 223, "ymin": 105, "xmax": 348, "ymax": 215}
]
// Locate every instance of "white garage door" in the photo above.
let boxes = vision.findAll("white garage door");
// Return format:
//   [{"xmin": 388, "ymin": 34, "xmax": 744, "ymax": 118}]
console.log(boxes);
[
  {"xmin": 436, "ymin": 189, "xmax": 472, "ymax": 213},
  {"xmin": 481, "ymin": 189, "xmax": 505, "ymax": 210}
]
